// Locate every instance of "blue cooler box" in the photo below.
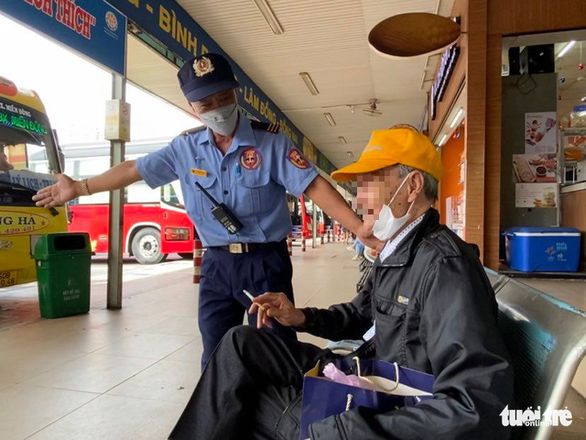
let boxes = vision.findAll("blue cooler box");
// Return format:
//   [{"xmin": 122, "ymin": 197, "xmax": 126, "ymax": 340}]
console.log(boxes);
[{"xmin": 504, "ymin": 227, "xmax": 581, "ymax": 272}]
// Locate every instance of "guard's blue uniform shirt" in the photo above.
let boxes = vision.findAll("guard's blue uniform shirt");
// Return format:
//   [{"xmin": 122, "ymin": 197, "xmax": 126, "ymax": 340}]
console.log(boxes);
[{"xmin": 136, "ymin": 114, "xmax": 318, "ymax": 247}]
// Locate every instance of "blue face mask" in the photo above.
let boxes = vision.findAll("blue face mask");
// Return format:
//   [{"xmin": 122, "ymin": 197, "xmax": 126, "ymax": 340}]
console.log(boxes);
[{"xmin": 199, "ymin": 103, "xmax": 239, "ymax": 136}]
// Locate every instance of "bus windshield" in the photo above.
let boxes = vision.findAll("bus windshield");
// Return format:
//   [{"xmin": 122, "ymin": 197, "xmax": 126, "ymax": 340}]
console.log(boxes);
[{"xmin": 0, "ymin": 95, "xmax": 61, "ymax": 201}]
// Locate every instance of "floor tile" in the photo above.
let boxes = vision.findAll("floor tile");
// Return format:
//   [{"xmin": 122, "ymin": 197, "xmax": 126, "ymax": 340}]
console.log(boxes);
[
  {"xmin": 27, "ymin": 394, "xmax": 183, "ymax": 440},
  {"xmin": 93, "ymin": 333, "xmax": 196, "ymax": 360},
  {"xmin": 0, "ymin": 344, "xmax": 87, "ymax": 384},
  {"xmin": 24, "ymin": 353, "xmax": 156, "ymax": 394},
  {"xmin": 107, "ymin": 359, "xmax": 199, "ymax": 404},
  {"xmin": 142, "ymin": 316, "xmax": 200, "ymax": 337},
  {"xmin": 0, "ymin": 384, "xmax": 97, "ymax": 440},
  {"xmin": 165, "ymin": 337, "xmax": 203, "ymax": 365}
]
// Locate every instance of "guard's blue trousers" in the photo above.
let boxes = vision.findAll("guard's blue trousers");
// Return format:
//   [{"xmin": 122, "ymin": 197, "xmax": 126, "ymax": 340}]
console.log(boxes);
[{"xmin": 198, "ymin": 239, "xmax": 296, "ymax": 368}]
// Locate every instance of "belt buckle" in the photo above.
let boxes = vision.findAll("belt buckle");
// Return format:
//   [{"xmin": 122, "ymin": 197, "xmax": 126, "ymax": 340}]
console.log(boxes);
[{"xmin": 229, "ymin": 243, "xmax": 244, "ymax": 254}]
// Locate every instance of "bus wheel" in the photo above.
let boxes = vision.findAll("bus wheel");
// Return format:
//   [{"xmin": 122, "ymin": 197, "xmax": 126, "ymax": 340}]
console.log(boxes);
[{"xmin": 132, "ymin": 227, "xmax": 167, "ymax": 265}]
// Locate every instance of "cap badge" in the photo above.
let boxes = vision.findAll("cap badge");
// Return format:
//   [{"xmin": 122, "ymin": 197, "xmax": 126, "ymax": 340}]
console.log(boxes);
[{"xmin": 193, "ymin": 56, "xmax": 215, "ymax": 77}]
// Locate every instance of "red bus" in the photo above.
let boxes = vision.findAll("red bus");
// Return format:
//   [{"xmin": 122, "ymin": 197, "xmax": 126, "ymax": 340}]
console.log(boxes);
[
  {"xmin": 58, "ymin": 140, "xmax": 194, "ymax": 264},
  {"xmin": 287, "ymin": 194, "xmax": 327, "ymax": 239}
]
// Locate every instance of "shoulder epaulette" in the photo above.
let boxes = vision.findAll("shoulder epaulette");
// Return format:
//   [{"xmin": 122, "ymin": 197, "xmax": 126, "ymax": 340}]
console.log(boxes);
[
  {"xmin": 181, "ymin": 125, "xmax": 206, "ymax": 136},
  {"xmin": 251, "ymin": 120, "xmax": 280, "ymax": 134}
]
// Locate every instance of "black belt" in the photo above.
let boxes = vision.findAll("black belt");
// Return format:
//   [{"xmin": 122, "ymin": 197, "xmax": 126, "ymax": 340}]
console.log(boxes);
[{"xmin": 211, "ymin": 240, "xmax": 284, "ymax": 254}]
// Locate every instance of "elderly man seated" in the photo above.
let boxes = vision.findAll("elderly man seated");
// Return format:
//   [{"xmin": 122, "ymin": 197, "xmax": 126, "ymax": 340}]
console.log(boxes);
[{"xmin": 169, "ymin": 126, "xmax": 513, "ymax": 440}]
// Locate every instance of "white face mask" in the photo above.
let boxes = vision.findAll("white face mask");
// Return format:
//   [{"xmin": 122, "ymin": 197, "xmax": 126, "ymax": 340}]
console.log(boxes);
[
  {"xmin": 199, "ymin": 103, "xmax": 239, "ymax": 136},
  {"xmin": 372, "ymin": 174, "xmax": 415, "ymax": 241}
]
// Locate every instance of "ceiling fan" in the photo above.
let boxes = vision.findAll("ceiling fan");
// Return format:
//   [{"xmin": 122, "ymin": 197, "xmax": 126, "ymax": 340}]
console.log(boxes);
[
  {"xmin": 363, "ymin": 99, "xmax": 382, "ymax": 117},
  {"xmin": 282, "ymin": 99, "xmax": 383, "ymax": 115}
]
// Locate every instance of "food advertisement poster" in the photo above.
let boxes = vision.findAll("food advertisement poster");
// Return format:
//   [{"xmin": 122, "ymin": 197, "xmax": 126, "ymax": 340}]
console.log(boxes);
[
  {"xmin": 512, "ymin": 154, "xmax": 557, "ymax": 183},
  {"xmin": 525, "ymin": 112, "xmax": 557, "ymax": 154},
  {"xmin": 515, "ymin": 183, "xmax": 557, "ymax": 208}
]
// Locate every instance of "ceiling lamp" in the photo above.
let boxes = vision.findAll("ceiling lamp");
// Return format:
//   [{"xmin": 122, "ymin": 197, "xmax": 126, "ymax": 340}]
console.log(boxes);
[
  {"xmin": 338, "ymin": 136, "xmax": 347, "ymax": 145},
  {"xmin": 299, "ymin": 72, "xmax": 319, "ymax": 95},
  {"xmin": 438, "ymin": 134, "xmax": 448, "ymax": 146},
  {"xmin": 449, "ymin": 107, "xmax": 465, "ymax": 128},
  {"xmin": 557, "ymin": 40, "xmax": 576, "ymax": 58},
  {"xmin": 252, "ymin": 0, "xmax": 284, "ymax": 35},
  {"xmin": 324, "ymin": 113, "xmax": 336, "ymax": 126}
]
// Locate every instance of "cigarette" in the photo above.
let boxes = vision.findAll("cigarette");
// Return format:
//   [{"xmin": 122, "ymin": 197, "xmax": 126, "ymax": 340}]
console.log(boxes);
[{"xmin": 243, "ymin": 289, "xmax": 267, "ymax": 311}]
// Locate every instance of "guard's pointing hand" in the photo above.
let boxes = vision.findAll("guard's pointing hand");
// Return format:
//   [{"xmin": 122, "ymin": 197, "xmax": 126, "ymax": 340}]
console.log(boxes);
[{"xmin": 32, "ymin": 174, "xmax": 78, "ymax": 208}]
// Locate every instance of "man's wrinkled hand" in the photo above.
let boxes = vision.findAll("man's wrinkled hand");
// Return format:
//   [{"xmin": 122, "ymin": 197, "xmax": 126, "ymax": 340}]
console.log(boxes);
[{"xmin": 249, "ymin": 292, "xmax": 305, "ymax": 329}]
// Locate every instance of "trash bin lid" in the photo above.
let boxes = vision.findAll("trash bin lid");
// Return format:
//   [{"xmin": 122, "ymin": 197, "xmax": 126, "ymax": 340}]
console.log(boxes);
[{"xmin": 33, "ymin": 232, "xmax": 91, "ymax": 259}]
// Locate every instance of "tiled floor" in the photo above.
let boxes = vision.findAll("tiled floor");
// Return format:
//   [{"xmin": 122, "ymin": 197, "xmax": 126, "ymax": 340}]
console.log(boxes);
[{"xmin": 0, "ymin": 243, "xmax": 584, "ymax": 439}]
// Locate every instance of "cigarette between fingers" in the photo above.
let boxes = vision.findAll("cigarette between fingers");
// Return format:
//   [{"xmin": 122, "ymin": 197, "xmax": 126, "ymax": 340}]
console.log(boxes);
[{"xmin": 243, "ymin": 289, "xmax": 267, "ymax": 311}]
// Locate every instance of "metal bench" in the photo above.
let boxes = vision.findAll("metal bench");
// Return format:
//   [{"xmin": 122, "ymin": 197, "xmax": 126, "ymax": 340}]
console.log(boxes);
[
  {"xmin": 485, "ymin": 267, "xmax": 509, "ymax": 292},
  {"xmin": 496, "ymin": 276, "xmax": 586, "ymax": 440}
]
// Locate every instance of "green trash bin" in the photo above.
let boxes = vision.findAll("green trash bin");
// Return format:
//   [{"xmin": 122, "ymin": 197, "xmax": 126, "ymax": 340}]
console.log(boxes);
[{"xmin": 33, "ymin": 232, "xmax": 92, "ymax": 319}]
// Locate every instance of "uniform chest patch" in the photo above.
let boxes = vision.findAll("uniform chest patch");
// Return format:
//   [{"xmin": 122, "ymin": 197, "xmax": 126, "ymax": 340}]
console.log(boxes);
[
  {"xmin": 397, "ymin": 295, "xmax": 410, "ymax": 306},
  {"xmin": 287, "ymin": 148, "xmax": 309, "ymax": 169},
  {"xmin": 240, "ymin": 148, "xmax": 262, "ymax": 170}
]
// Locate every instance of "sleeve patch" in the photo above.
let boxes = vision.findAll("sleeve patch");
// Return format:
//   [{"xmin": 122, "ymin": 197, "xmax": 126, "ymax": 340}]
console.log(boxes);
[{"xmin": 287, "ymin": 148, "xmax": 310, "ymax": 169}]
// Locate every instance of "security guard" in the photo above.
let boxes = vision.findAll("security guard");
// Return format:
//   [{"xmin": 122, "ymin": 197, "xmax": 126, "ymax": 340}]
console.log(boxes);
[{"xmin": 33, "ymin": 53, "xmax": 375, "ymax": 368}]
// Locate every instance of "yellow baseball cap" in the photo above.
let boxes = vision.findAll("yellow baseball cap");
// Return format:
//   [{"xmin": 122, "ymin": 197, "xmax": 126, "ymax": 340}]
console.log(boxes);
[{"xmin": 331, "ymin": 126, "xmax": 444, "ymax": 182}]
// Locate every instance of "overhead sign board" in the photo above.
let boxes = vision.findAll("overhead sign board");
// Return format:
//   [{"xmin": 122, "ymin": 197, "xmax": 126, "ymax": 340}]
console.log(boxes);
[
  {"xmin": 430, "ymin": 44, "xmax": 460, "ymax": 121},
  {"xmin": 0, "ymin": 0, "xmax": 127, "ymax": 75}
]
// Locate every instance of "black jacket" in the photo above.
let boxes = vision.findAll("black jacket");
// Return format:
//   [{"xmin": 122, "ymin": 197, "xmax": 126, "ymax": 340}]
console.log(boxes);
[{"xmin": 300, "ymin": 209, "xmax": 513, "ymax": 440}]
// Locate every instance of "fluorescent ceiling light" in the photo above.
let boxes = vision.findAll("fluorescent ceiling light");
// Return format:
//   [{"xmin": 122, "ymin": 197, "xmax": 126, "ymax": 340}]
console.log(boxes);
[
  {"xmin": 557, "ymin": 40, "xmax": 576, "ymax": 58},
  {"xmin": 346, "ymin": 151, "xmax": 354, "ymax": 158},
  {"xmin": 324, "ymin": 112, "xmax": 336, "ymax": 126},
  {"xmin": 338, "ymin": 136, "xmax": 347, "ymax": 145},
  {"xmin": 252, "ymin": 0, "xmax": 284, "ymax": 35},
  {"xmin": 449, "ymin": 107, "xmax": 465, "ymax": 128},
  {"xmin": 299, "ymin": 72, "xmax": 319, "ymax": 95},
  {"xmin": 439, "ymin": 134, "xmax": 448, "ymax": 146}
]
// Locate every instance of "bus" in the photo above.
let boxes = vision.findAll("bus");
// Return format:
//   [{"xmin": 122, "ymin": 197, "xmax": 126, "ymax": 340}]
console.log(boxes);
[
  {"xmin": 48, "ymin": 140, "xmax": 194, "ymax": 264},
  {"xmin": 286, "ymin": 194, "xmax": 327, "ymax": 239},
  {"xmin": 0, "ymin": 76, "xmax": 68, "ymax": 287}
]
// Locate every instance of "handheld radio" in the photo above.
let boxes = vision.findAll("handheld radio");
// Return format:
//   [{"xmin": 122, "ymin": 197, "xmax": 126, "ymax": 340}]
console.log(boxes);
[{"xmin": 195, "ymin": 182, "xmax": 243, "ymax": 234}]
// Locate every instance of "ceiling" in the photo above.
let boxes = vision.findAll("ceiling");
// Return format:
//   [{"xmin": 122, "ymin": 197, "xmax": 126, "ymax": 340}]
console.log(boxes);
[
  {"xmin": 129, "ymin": 0, "xmax": 456, "ymax": 169},
  {"xmin": 127, "ymin": 34, "xmax": 193, "ymax": 116}
]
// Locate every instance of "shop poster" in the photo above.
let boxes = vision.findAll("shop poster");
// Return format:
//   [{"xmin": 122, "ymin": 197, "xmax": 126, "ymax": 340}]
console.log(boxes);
[
  {"xmin": 525, "ymin": 112, "xmax": 557, "ymax": 154},
  {"xmin": 512, "ymin": 154, "xmax": 557, "ymax": 183},
  {"xmin": 515, "ymin": 183, "xmax": 557, "ymax": 208}
]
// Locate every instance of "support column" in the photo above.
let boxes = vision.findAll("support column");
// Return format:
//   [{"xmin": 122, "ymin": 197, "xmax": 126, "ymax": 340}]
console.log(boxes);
[
  {"xmin": 312, "ymin": 201, "xmax": 317, "ymax": 249},
  {"xmin": 107, "ymin": 74, "xmax": 126, "ymax": 310}
]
